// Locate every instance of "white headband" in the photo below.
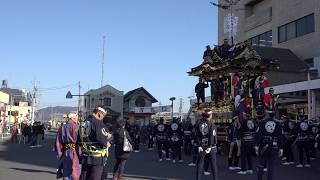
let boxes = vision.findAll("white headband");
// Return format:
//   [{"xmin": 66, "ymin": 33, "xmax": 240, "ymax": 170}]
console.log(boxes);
[
  {"xmin": 97, "ymin": 107, "xmax": 107, "ymax": 114},
  {"xmin": 68, "ymin": 112, "xmax": 78, "ymax": 119}
]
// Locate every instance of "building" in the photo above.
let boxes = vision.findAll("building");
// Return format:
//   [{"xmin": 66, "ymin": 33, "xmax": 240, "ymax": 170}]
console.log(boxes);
[
  {"xmin": 82, "ymin": 85, "xmax": 124, "ymax": 123},
  {"xmin": 217, "ymin": 0, "xmax": 320, "ymax": 118},
  {"xmin": 123, "ymin": 87, "xmax": 158, "ymax": 126},
  {"xmin": 0, "ymin": 88, "xmax": 32, "ymax": 124},
  {"xmin": 218, "ymin": 0, "xmax": 319, "ymax": 62},
  {"xmin": 0, "ymin": 91, "xmax": 9, "ymax": 118}
]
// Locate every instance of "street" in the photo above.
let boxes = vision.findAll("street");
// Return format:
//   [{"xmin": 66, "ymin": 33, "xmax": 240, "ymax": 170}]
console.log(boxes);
[{"xmin": 0, "ymin": 131, "xmax": 319, "ymax": 180}]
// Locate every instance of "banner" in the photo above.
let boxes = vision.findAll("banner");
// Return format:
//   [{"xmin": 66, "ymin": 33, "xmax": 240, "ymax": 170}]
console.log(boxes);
[{"xmin": 134, "ymin": 105, "xmax": 171, "ymax": 114}]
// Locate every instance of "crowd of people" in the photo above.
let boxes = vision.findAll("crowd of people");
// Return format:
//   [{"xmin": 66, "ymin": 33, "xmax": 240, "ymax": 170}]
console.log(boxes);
[
  {"xmin": 54, "ymin": 103, "xmax": 320, "ymax": 180},
  {"xmin": 6, "ymin": 117, "xmax": 45, "ymax": 147},
  {"xmin": 123, "ymin": 108, "xmax": 320, "ymax": 180}
]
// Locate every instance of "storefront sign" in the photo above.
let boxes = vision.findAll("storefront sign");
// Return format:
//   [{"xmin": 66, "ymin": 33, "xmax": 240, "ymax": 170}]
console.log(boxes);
[{"xmin": 134, "ymin": 105, "xmax": 171, "ymax": 114}]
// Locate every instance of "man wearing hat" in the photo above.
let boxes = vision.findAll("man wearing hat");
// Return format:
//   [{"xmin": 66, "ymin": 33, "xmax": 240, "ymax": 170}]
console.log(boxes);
[
  {"xmin": 80, "ymin": 106, "xmax": 112, "ymax": 180},
  {"xmin": 195, "ymin": 111, "xmax": 219, "ymax": 180},
  {"xmin": 55, "ymin": 112, "xmax": 81, "ymax": 180},
  {"xmin": 237, "ymin": 112, "xmax": 257, "ymax": 175}
]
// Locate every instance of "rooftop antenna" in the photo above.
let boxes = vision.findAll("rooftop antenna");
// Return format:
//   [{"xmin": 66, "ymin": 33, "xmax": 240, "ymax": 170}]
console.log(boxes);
[
  {"xmin": 101, "ymin": 35, "xmax": 106, "ymax": 87},
  {"xmin": 210, "ymin": 0, "xmax": 242, "ymax": 45}
]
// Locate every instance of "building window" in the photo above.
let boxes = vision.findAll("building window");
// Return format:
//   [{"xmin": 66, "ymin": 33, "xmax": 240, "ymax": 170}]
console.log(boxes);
[
  {"xmin": 103, "ymin": 98, "xmax": 111, "ymax": 107},
  {"xmin": 286, "ymin": 22, "xmax": 296, "ymax": 40},
  {"xmin": 278, "ymin": 13, "xmax": 315, "ymax": 43},
  {"xmin": 278, "ymin": 26, "xmax": 286, "ymax": 43},
  {"xmin": 135, "ymin": 96, "xmax": 146, "ymax": 107},
  {"xmin": 249, "ymin": 30, "xmax": 272, "ymax": 46}
]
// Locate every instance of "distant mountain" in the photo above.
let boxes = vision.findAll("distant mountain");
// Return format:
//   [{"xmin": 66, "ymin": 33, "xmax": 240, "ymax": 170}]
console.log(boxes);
[{"xmin": 36, "ymin": 106, "xmax": 77, "ymax": 121}]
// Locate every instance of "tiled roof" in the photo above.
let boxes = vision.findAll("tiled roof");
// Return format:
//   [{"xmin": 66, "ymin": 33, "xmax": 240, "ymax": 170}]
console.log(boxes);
[{"xmin": 124, "ymin": 87, "xmax": 158, "ymax": 103}]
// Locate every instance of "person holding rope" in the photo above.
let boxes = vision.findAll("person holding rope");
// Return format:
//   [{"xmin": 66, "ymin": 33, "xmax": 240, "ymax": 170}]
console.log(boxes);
[
  {"xmin": 80, "ymin": 106, "xmax": 112, "ymax": 180},
  {"xmin": 55, "ymin": 112, "xmax": 81, "ymax": 180}
]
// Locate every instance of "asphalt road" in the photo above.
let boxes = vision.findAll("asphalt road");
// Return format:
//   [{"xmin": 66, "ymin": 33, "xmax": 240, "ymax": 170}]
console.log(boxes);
[{"xmin": 0, "ymin": 132, "xmax": 319, "ymax": 180}]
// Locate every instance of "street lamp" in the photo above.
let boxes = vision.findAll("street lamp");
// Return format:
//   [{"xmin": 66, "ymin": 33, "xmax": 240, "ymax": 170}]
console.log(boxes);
[{"xmin": 169, "ymin": 97, "xmax": 176, "ymax": 120}]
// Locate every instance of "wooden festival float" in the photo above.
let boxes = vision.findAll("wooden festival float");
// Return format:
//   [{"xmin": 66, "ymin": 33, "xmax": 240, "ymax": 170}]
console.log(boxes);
[{"xmin": 187, "ymin": 40, "xmax": 279, "ymax": 151}]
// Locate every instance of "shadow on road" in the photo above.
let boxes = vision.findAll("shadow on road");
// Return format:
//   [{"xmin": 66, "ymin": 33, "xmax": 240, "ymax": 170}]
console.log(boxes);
[
  {"xmin": 2, "ymin": 131, "xmax": 320, "ymax": 180},
  {"xmin": 0, "ymin": 131, "xmax": 58, "ymax": 169},
  {"xmin": 10, "ymin": 167, "xmax": 56, "ymax": 175}
]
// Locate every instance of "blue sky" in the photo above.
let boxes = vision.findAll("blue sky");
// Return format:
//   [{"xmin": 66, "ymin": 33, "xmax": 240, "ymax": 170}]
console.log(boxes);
[{"xmin": 0, "ymin": 0, "xmax": 218, "ymax": 112}]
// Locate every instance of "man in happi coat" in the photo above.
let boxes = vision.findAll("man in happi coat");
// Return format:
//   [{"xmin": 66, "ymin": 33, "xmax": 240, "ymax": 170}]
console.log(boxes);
[{"xmin": 55, "ymin": 112, "xmax": 81, "ymax": 180}]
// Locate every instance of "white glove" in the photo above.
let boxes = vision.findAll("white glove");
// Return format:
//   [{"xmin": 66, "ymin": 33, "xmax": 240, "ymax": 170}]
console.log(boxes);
[
  {"xmin": 278, "ymin": 149, "xmax": 283, "ymax": 157},
  {"xmin": 198, "ymin": 147, "xmax": 203, "ymax": 153},
  {"xmin": 254, "ymin": 146, "xmax": 259, "ymax": 156},
  {"xmin": 205, "ymin": 148, "xmax": 212, "ymax": 154}
]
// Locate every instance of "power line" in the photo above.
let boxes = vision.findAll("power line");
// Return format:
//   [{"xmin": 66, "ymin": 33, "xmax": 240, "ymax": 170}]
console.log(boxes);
[
  {"xmin": 7, "ymin": 83, "xmax": 78, "ymax": 92},
  {"xmin": 39, "ymin": 83, "xmax": 78, "ymax": 91}
]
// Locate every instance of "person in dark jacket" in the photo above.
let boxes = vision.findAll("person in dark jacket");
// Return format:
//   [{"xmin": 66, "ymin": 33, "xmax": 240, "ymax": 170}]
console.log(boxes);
[
  {"xmin": 255, "ymin": 112, "xmax": 284, "ymax": 180},
  {"xmin": 113, "ymin": 119, "xmax": 133, "ymax": 180},
  {"xmin": 195, "ymin": 78, "xmax": 209, "ymax": 108},
  {"xmin": 237, "ymin": 113, "xmax": 257, "ymax": 175},
  {"xmin": 281, "ymin": 116, "xmax": 296, "ymax": 165},
  {"xmin": 146, "ymin": 123, "xmax": 155, "ymax": 150},
  {"xmin": 80, "ymin": 106, "xmax": 112, "ymax": 180},
  {"xmin": 227, "ymin": 116, "xmax": 241, "ymax": 170},
  {"xmin": 295, "ymin": 114, "xmax": 312, "ymax": 167},
  {"xmin": 195, "ymin": 111, "xmax": 219, "ymax": 180}
]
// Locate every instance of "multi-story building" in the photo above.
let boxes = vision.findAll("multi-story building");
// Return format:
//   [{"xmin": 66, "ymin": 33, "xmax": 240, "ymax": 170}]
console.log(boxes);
[
  {"xmin": 217, "ymin": 0, "xmax": 320, "ymax": 118},
  {"xmin": 82, "ymin": 85, "xmax": 124, "ymax": 123},
  {"xmin": 218, "ymin": 0, "xmax": 320, "ymax": 64}
]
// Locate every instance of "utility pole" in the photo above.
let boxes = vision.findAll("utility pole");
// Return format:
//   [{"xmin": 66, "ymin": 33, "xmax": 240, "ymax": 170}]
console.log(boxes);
[
  {"xmin": 210, "ymin": 0, "xmax": 242, "ymax": 45},
  {"xmin": 31, "ymin": 80, "xmax": 38, "ymax": 124},
  {"xmin": 101, "ymin": 35, "xmax": 106, "ymax": 87}
]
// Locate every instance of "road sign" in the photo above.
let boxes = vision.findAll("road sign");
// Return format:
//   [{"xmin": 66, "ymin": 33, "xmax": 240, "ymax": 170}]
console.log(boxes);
[{"xmin": 66, "ymin": 91, "xmax": 73, "ymax": 99}]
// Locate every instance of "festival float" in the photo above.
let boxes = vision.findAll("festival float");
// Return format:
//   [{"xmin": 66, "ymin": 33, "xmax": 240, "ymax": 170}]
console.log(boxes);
[{"xmin": 187, "ymin": 40, "xmax": 279, "ymax": 152}]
